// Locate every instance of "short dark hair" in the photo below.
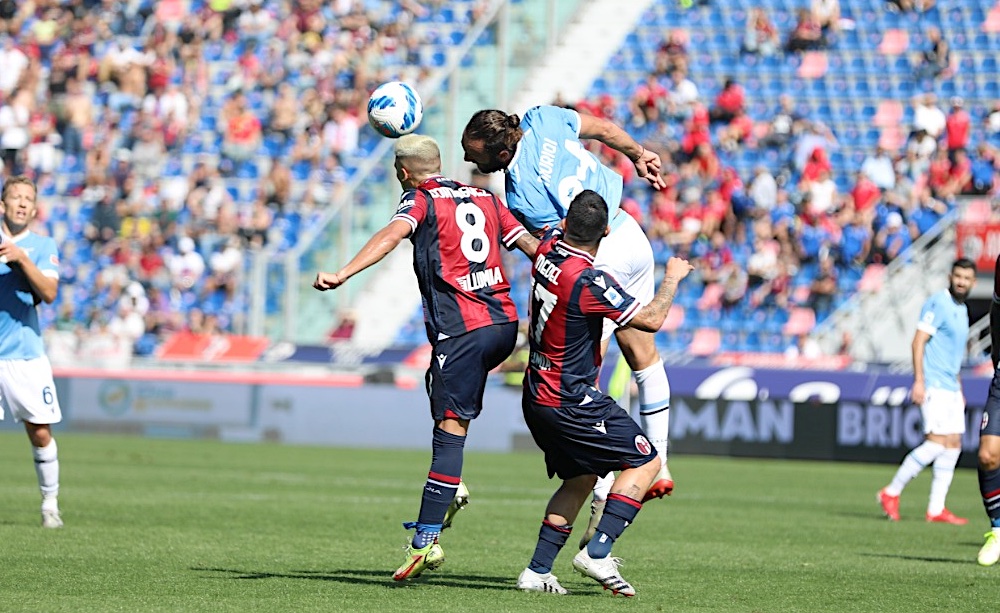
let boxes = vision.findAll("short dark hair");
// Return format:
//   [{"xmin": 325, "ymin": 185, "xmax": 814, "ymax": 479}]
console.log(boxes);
[
  {"xmin": 564, "ymin": 190, "xmax": 608, "ymax": 246},
  {"xmin": 463, "ymin": 110, "xmax": 522, "ymax": 158},
  {"xmin": 952, "ymin": 258, "xmax": 976, "ymax": 273}
]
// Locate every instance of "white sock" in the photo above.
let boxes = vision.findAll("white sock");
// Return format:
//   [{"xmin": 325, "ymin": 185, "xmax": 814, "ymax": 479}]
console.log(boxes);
[
  {"xmin": 927, "ymin": 447, "xmax": 961, "ymax": 516},
  {"xmin": 886, "ymin": 440, "xmax": 945, "ymax": 496},
  {"xmin": 593, "ymin": 472, "xmax": 615, "ymax": 501},
  {"xmin": 635, "ymin": 360, "xmax": 671, "ymax": 463},
  {"xmin": 33, "ymin": 439, "xmax": 59, "ymax": 507}
]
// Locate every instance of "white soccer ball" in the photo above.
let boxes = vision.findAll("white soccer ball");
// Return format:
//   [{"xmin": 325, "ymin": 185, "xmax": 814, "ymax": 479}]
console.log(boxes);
[{"xmin": 367, "ymin": 81, "xmax": 423, "ymax": 138}]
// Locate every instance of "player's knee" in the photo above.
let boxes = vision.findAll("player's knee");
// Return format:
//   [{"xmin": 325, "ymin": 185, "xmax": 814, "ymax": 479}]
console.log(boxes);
[
  {"xmin": 616, "ymin": 331, "xmax": 659, "ymax": 370},
  {"xmin": 979, "ymin": 447, "xmax": 1000, "ymax": 471}
]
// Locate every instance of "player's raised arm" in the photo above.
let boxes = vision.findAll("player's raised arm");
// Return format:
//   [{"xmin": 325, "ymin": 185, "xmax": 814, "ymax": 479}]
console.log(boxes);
[
  {"xmin": 577, "ymin": 113, "xmax": 666, "ymax": 191},
  {"xmin": 313, "ymin": 219, "xmax": 411, "ymax": 291},
  {"xmin": 626, "ymin": 256, "xmax": 693, "ymax": 332}
]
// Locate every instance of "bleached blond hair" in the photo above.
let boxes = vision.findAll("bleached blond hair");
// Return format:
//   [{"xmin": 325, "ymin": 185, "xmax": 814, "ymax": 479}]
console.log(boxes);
[{"xmin": 394, "ymin": 134, "xmax": 441, "ymax": 177}]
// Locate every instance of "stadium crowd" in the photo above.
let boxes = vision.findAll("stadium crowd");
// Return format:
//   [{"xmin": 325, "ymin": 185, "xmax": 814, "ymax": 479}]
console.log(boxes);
[
  {"xmin": 0, "ymin": 0, "xmax": 474, "ymax": 360},
  {"xmin": 1, "ymin": 0, "xmax": 999, "ymax": 359},
  {"xmin": 497, "ymin": 0, "xmax": 1000, "ymax": 355}
]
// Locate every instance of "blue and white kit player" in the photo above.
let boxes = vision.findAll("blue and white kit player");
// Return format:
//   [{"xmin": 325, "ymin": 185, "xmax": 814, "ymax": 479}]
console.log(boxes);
[
  {"xmin": 0, "ymin": 176, "xmax": 63, "ymax": 528},
  {"xmin": 463, "ymin": 105, "xmax": 675, "ymax": 544}
]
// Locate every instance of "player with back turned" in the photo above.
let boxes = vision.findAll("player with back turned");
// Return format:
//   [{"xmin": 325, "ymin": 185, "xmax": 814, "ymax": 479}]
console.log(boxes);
[
  {"xmin": 313, "ymin": 134, "xmax": 538, "ymax": 580},
  {"xmin": 515, "ymin": 190, "xmax": 693, "ymax": 596},
  {"xmin": 463, "ymin": 105, "xmax": 676, "ymax": 546},
  {"xmin": 0, "ymin": 175, "xmax": 64, "ymax": 528}
]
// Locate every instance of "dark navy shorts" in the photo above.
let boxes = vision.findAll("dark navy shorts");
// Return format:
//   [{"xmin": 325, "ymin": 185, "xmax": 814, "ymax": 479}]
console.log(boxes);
[
  {"xmin": 426, "ymin": 321, "xmax": 517, "ymax": 422},
  {"xmin": 982, "ymin": 368, "xmax": 1000, "ymax": 437},
  {"xmin": 522, "ymin": 392, "xmax": 658, "ymax": 481}
]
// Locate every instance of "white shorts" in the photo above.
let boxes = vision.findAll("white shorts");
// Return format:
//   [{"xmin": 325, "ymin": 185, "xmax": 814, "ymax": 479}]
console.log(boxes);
[
  {"xmin": 594, "ymin": 212, "xmax": 655, "ymax": 341},
  {"xmin": 0, "ymin": 356, "xmax": 62, "ymax": 425},
  {"xmin": 920, "ymin": 387, "xmax": 965, "ymax": 435}
]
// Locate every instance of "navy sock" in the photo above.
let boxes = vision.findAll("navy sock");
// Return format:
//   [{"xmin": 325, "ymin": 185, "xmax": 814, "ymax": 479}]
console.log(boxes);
[
  {"xmin": 979, "ymin": 465, "xmax": 1000, "ymax": 528},
  {"xmin": 528, "ymin": 520, "xmax": 572, "ymax": 574},
  {"xmin": 414, "ymin": 427, "xmax": 465, "ymax": 542},
  {"xmin": 587, "ymin": 493, "xmax": 642, "ymax": 559}
]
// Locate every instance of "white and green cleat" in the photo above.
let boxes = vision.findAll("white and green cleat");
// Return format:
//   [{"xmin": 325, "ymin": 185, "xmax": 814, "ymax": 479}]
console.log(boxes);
[{"xmin": 442, "ymin": 481, "xmax": 470, "ymax": 530}]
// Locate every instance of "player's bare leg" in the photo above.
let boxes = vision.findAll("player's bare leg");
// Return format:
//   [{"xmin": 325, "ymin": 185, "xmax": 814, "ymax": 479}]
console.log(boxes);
[{"xmin": 614, "ymin": 326, "xmax": 674, "ymax": 500}]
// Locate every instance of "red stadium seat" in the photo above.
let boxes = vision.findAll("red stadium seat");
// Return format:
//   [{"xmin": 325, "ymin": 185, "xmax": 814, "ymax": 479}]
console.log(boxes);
[
  {"xmin": 985, "ymin": 6, "xmax": 1000, "ymax": 33},
  {"xmin": 797, "ymin": 52, "xmax": 828, "ymax": 79},
  {"xmin": 878, "ymin": 30, "xmax": 909, "ymax": 55},
  {"xmin": 660, "ymin": 305, "xmax": 685, "ymax": 332},
  {"xmin": 697, "ymin": 283, "xmax": 725, "ymax": 310},
  {"xmin": 858, "ymin": 264, "xmax": 886, "ymax": 293},
  {"xmin": 873, "ymin": 101, "xmax": 903, "ymax": 127},
  {"xmin": 782, "ymin": 308, "xmax": 816, "ymax": 336},
  {"xmin": 964, "ymin": 199, "xmax": 992, "ymax": 224},
  {"xmin": 689, "ymin": 328, "xmax": 721, "ymax": 357}
]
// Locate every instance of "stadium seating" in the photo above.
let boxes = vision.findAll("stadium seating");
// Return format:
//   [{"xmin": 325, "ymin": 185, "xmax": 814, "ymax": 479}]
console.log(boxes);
[{"xmin": 391, "ymin": 0, "xmax": 998, "ymax": 357}]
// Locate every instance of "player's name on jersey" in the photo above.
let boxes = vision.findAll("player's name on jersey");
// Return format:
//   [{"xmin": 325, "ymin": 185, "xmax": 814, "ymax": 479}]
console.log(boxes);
[
  {"xmin": 426, "ymin": 185, "xmax": 491, "ymax": 199},
  {"xmin": 534, "ymin": 255, "xmax": 562, "ymax": 285},
  {"xmin": 457, "ymin": 265, "xmax": 504, "ymax": 291},
  {"xmin": 530, "ymin": 351, "xmax": 552, "ymax": 371}
]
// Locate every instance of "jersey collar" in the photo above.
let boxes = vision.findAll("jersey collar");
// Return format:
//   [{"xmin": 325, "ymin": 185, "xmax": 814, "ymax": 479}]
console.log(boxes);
[{"xmin": 555, "ymin": 239, "xmax": 595, "ymax": 264}]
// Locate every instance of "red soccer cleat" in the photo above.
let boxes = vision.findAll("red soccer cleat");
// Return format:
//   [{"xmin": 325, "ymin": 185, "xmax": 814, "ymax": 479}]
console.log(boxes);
[
  {"xmin": 926, "ymin": 509, "xmax": 968, "ymax": 525},
  {"xmin": 642, "ymin": 464, "xmax": 674, "ymax": 502},
  {"xmin": 877, "ymin": 488, "xmax": 900, "ymax": 521}
]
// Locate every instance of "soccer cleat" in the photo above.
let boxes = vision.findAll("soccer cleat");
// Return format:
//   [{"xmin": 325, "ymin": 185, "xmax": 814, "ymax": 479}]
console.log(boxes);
[
  {"xmin": 392, "ymin": 541, "xmax": 445, "ymax": 581},
  {"xmin": 642, "ymin": 463, "xmax": 675, "ymax": 502},
  {"xmin": 517, "ymin": 568, "xmax": 568, "ymax": 594},
  {"xmin": 877, "ymin": 488, "xmax": 900, "ymax": 521},
  {"xmin": 978, "ymin": 532, "xmax": 1000, "ymax": 566},
  {"xmin": 925, "ymin": 509, "xmax": 968, "ymax": 525},
  {"xmin": 41, "ymin": 509, "xmax": 63, "ymax": 529},
  {"xmin": 571, "ymin": 548, "xmax": 635, "ymax": 597},
  {"xmin": 578, "ymin": 498, "xmax": 606, "ymax": 550},
  {"xmin": 442, "ymin": 481, "xmax": 470, "ymax": 530}
]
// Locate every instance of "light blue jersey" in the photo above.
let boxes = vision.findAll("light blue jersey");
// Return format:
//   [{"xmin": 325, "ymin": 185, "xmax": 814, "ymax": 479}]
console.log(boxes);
[
  {"xmin": 915, "ymin": 288, "xmax": 969, "ymax": 392},
  {"xmin": 0, "ymin": 230, "xmax": 59, "ymax": 360},
  {"xmin": 505, "ymin": 106, "xmax": 624, "ymax": 233}
]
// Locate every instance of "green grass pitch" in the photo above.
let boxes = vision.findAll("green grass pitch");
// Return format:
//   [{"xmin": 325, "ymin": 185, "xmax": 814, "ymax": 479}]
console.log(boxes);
[{"xmin": 0, "ymin": 431, "xmax": 994, "ymax": 612}]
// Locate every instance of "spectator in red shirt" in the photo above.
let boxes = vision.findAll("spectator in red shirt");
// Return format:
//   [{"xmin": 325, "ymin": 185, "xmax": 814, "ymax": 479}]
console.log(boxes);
[
  {"xmin": 221, "ymin": 92, "xmax": 262, "ymax": 173},
  {"xmin": 709, "ymin": 78, "xmax": 745, "ymax": 124},
  {"xmin": 851, "ymin": 171, "xmax": 881, "ymax": 212},
  {"xmin": 927, "ymin": 147, "xmax": 952, "ymax": 198},
  {"xmin": 947, "ymin": 147, "xmax": 972, "ymax": 196},
  {"xmin": 802, "ymin": 147, "xmax": 832, "ymax": 182},
  {"xmin": 628, "ymin": 74, "xmax": 668, "ymax": 127},
  {"xmin": 945, "ymin": 97, "xmax": 970, "ymax": 152}
]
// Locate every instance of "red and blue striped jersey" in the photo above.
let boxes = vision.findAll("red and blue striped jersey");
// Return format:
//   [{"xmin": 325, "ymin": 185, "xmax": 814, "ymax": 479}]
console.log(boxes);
[
  {"xmin": 392, "ymin": 175, "xmax": 527, "ymax": 342},
  {"xmin": 525, "ymin": 235, "xmax": 641, "ymax": 407}
]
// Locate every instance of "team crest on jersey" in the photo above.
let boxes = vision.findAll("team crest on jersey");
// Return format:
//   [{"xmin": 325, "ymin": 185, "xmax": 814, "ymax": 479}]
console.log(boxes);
[
  {"xmin": 50, "ymin": 254, "xmax": 59, "ymax": 266},
  {"xmin": 634, "ymin": 435, "xmax": 652, "ymax": 455},
  {"xmin": 604, "ymin": 286, "xmax": 624, "ymax": 308},
  {"xmin": 983, "ymin": 412, "xmax": 990, "ymax": 432}
]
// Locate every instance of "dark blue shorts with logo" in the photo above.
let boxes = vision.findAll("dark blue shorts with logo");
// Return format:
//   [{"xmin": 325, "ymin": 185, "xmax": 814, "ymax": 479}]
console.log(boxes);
[
  {"xmin": 426, "ymin": 321, "xmax": 517, "ymax": 422},
  {"xmin": 522, "ymin": 391, "xmax": 658, "ymax": 480}
]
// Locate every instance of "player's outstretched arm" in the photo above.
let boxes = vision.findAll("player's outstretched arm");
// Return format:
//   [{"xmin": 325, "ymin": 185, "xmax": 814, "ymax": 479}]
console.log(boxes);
[
  {"xmin": 0, "ymin": 241, "xmax": 58, "ymax": 303},
  {"xmin": 628, "ymin": 256, "xmax": 693, "ymax": 332},
  {"xmin": 513, "ymin": 233, "xmax": 539, "ymax": 259},
  {"xmin": 313, "ymin": 219, "xmax": 410, "ymax": 291},
  {"xmin": 577, "ymin": 113, "xmax": 666, "ymax": 190}
]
